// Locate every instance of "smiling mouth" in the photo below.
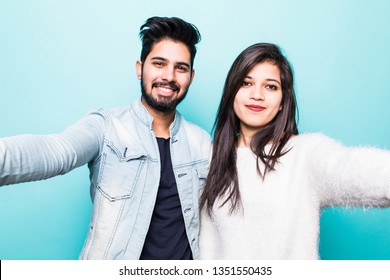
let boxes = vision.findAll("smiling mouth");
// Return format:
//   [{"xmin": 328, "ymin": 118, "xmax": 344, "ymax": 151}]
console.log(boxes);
[
  {"xmin": 246, "ymin": 105, "xmax": 265, "ymax": 112},
  {"xmin": 152, "ymin": 82, "xmax": 180, "ymax": 95}
]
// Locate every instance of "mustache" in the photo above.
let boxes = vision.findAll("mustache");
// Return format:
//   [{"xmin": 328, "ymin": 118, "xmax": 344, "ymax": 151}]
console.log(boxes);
[{"xmin": 152, "ymin": 81, "xmax": 180, "ymax": 91}]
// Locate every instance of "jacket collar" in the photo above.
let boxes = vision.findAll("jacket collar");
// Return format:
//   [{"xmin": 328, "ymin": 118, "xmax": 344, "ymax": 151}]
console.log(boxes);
[{"xmin": 132, "ymin": 98, "xmax": 182, "ymax": 137}]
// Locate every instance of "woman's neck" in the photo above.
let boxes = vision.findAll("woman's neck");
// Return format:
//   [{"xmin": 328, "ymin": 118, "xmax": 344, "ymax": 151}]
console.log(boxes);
[{"xmin": 237, "ymin": 132, "xmax": 254, "ymax": 148}]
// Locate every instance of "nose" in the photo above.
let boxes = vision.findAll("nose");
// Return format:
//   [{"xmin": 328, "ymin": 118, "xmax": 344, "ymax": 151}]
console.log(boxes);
[
  {"xmin": 249, "ymin": 86, "xmax": 264, "ymax": 100},
  {"xmin": 161, "ymin": 66, "xmax": 176, "ymax": 81}
]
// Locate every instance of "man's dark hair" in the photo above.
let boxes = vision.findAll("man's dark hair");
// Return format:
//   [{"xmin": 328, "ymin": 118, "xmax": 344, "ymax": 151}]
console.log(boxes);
[{"xmin": 139, "ymin": 16, "xmax": 201, "ymax": 69}]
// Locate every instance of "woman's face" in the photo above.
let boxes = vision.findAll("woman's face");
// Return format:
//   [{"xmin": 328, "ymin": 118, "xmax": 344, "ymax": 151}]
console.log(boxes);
[{"xmin": 233, "ymin": 61, "xmax": 283, "ymax": 137}]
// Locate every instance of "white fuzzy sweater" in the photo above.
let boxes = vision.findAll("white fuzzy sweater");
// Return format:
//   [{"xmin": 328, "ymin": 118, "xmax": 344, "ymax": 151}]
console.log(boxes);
[{"xmin": 200, "ymin": 133, "xmax": 390, "ymax": 259}]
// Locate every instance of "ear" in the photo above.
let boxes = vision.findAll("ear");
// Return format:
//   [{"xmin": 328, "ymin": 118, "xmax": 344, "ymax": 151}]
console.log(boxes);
[
  {"xmin": 279, "ymin": 105, "xmax": 283, "ymax": 111},
  {"xmin": 136, "ymin": 60, "xmax": 142, "ymax": 80},
  {"xmin": 190, "ymin": 69, "xmax": 195, "ymax": 83}
]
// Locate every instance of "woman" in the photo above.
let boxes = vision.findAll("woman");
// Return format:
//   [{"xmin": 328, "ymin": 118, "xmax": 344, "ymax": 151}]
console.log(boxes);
[{"xmin": 199, "ymin": 43, "xmax": 390, "ymax": 259}]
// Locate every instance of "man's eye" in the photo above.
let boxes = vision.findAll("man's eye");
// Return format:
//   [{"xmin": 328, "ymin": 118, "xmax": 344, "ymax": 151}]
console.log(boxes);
[{"xmin": 176, "ymin": 65, "xmax": 188, "ymax": 72}]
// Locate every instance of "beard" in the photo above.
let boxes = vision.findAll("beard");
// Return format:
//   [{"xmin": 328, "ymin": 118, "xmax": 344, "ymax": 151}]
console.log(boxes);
[{"xmin": 140, "ymin": 78, "xmax": 189, "ymax": 113}]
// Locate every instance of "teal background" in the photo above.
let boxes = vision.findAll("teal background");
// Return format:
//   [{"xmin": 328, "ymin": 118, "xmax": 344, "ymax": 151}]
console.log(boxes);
[{"xmin": 1, "ymin": 0, "xmax": 390, "ymax": 259}]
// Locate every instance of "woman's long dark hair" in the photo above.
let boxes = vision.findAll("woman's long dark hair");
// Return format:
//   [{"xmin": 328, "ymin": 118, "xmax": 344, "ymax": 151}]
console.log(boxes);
[{"xmin": 200, "ymin": 43, "xmax": 298, "ymax": 215}]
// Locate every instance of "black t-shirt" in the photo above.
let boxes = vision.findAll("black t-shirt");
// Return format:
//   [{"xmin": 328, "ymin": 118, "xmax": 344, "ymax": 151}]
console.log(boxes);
[{"xmin": 139, "ymin": 137, "xmax": 193, "ymax": 260}]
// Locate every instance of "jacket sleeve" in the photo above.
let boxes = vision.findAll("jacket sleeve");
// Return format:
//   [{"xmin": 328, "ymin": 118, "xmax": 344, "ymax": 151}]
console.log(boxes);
[
  {"xmin": 0, "ymin": 110, "xmax": 106, "ymax": 186},
  {"xmin": 305, "ymin": 133, "xmax": 390, "ymax": 208}
]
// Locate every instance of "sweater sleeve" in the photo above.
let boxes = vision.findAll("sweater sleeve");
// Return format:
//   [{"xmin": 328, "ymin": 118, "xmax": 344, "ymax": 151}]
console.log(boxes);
[
  {"xmin": 305, "ymin": 133, "xmax": 390, "ymax": 208},
  {"xmin": 199, "ymin": 207, "xmax": 219, "ymax": 259},
  {"xmin": 0, "ymin": 110, "xmax": 106, "ymax": 186}
]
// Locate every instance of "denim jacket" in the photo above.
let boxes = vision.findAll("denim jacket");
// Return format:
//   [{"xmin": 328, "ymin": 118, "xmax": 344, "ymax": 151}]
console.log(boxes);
[{"xmin": 0, "ymin": 98, "xmax": 212, "ymax": 259}]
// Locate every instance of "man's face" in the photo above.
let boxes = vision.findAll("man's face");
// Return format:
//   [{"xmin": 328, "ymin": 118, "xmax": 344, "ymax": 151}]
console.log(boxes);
[{"xmin": 136, "ymin": 39, "xmax": 195, "ymax": 113}]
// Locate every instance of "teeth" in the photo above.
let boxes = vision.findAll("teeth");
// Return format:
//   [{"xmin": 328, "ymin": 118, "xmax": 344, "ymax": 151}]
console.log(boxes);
[{"xmin": 159, "ymin": 87, "xmax": 174, "ymax": 93}]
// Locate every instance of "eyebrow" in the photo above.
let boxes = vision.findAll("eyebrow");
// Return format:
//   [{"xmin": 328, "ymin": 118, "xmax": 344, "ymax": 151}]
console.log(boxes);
[
  {"xmin": 245, "ymin": 75, "xmax": 281, "ymax": 85},
  {"xmin": 266, "ymin": 78, "xmax": 281, "ymax": 85},
  {"xmin": 151, "ymin": 56, "xmax": 191, "ymax": 69}
]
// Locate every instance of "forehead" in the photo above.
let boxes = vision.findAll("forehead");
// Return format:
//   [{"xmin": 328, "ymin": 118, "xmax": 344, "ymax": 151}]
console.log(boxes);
[
  {"xmin": 147, "ymin": 39, "xmax": 191, "ymax": 64},
  {"xmin": 247, "ymin": 61, "xmax": 281, "ymax": 79}
]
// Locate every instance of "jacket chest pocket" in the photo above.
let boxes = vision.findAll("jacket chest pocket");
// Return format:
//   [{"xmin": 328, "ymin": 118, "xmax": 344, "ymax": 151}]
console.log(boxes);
[
  {"xmin": 196, "ymin": 166, "xmax": 208, "ymax": 191},
  {"xmin": 97, "ymin": 141, "xmax": 147, "ymax": 201},
  {"xmin": 175, "ymin": 161, "xmax": 209, "ymax": 201}
]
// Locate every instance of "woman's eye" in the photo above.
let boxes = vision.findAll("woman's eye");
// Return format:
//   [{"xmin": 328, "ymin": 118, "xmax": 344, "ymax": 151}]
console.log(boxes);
[
  {"xmin": 242, "ymin": 81, "xmax": 251, "ymax": 86},
  {"xmin": 266, "ymin": 84, "xmax": 278, "ymax": 90}
]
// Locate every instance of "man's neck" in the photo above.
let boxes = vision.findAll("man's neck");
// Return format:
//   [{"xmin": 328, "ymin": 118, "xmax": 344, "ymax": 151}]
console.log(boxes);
[
  {"xmin": 152, "ymin": 112, "xmax": 174, "ymax": 139},
  {"xmin": 141, "ymin": 99, "xmax": 175, "ymax": 139}
]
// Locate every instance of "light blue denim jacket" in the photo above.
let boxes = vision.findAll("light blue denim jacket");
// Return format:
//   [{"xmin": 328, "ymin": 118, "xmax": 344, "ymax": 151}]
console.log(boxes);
[{"xmin": 0, "ymin": 98, "xmax": 211, "ymax": 259}]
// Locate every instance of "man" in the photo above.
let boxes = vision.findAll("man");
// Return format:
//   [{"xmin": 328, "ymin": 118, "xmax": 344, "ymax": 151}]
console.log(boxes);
[{"xmin": 0, "ymin": 16, "xmax": 211, "ymax": 260}]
